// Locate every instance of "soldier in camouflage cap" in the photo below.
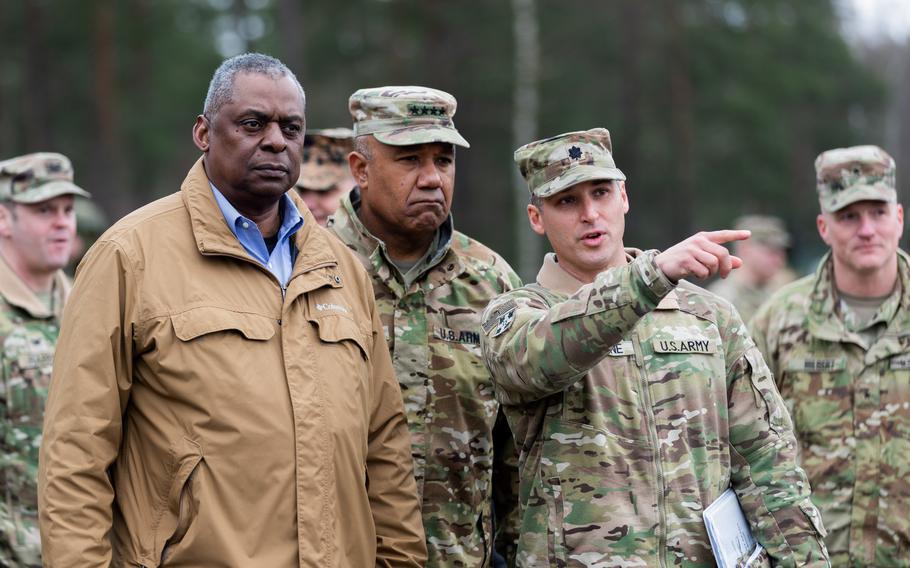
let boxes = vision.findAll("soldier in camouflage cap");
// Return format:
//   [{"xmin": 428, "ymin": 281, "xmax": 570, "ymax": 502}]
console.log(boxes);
[
  {"xmin": 482, "ymin": 128, "xmax": 829, "ymax": 567},
  {"xmin": 709, "ymin": 215, "xmax": 795, "ymax": 323},
  {"xmin": 294, "ymin": 127, "xmax": 356, "ymax": 226},
  {"xmin": 329, "ymin": 85, "xmax": 521, "ymax": 566},
  {"xmin": 751, "ymin": 144, "xmax": 909, "ymax": 566},
  {"xmin": 0, "ymin": 152, "xmax": 87, "ymax": 567}
]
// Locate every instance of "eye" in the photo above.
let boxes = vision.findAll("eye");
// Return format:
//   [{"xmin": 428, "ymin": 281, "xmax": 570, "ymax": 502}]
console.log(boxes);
[
  {"xmin": 282, "ymin": 123, "xmax": 302, "ymax": 136},
  {"xmin": 241, "ymin": 119, "xmax": 262, "ymax": 130},
  {"xmin": 436, "ymin": 156, "xmax": 453, "ymax": 166},
  {"xmin": 556, "ymin": 196, "xmax": 575, "ymax": 206}
]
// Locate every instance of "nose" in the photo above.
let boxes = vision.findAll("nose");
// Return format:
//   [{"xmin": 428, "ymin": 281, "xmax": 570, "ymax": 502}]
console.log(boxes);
[
  {"xmin": 857, "ymin": 213, "xmax": 877, "ymax": 237},
  {"xmin": 579, "ymin": 196, "xmax": 599, "ymax": 223},
  {"xmin": 54, "ymin": 209, "xmax": 75, "ymax": 230},
  {"xmin": 416, "ymin": 158, "xmax": 443, "ymax": 190},
  {"xmin": 261, "ymin": 121, "xmax": 287, "ymax": 152}
]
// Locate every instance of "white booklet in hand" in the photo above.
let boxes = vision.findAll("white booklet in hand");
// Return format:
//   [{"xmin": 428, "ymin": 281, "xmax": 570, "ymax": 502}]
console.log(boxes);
[{"xmin": 703, "ymin": 488, "xmax": 764, "ymax": 568}]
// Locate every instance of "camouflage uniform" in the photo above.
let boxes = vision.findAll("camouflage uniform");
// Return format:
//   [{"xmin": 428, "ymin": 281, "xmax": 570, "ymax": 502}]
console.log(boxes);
[
  {"xmin": 751, "ymin": 145, "xmax": 909, "ymax": 567},
  {"xmin": 0, "ymin": 153, "xmax": 87, "ymax": 567},
  {"xmin": 329, "ymin": 86, "xmax": 521, "ymax": 567},
  {"xmin": 481, "ymin": 128, "xmax": 829, "ymax": 568},
  {"xmin": 295, "ymin": 127, "xmax": 355, "ymax": 193},
  {"xmin": 708, "ymin": 215, "xmax": 794, "ymax": 323}
]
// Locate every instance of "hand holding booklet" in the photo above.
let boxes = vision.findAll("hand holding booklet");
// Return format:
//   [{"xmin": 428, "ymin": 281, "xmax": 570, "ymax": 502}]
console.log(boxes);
[{"xmin": 703, "ymin": 488, "xmax": 766, "ymax": 568}]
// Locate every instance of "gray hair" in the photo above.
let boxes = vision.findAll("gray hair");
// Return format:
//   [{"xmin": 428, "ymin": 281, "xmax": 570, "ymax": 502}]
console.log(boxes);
[
  {"xmin": 353, "ymin": 135, "xmax": 373, "ymax": 161},
  {"xmin": 203, "ymin": 52, "xmax": 305, "ymax": 119}
]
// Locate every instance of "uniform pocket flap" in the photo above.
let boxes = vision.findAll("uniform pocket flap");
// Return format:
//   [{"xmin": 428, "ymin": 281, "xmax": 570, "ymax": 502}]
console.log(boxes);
[
  {"xmin": 799, "ymin": 501, "xmax": 828, "ymax": 538},
  {"xmin": 312, "ymin": 315, "xmax": 369, "ymax": 358},
  {"xmin": 172, "ymin": 307, "xmax": 275, "ymax": 342}
]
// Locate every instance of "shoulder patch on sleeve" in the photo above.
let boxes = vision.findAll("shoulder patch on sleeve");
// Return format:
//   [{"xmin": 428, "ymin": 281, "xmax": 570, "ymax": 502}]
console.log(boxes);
[{"xmin": 482, "ymin": 299, "xmax": 518, "ymax": 336}]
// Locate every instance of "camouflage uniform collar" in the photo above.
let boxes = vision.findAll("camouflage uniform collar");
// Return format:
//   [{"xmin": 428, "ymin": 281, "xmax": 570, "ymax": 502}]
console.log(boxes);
[
  {"xmin": 0, "ymin": 251, "xmax": 70, "ymax": 319},
  {"xmin": 333, "ymin": 188, "xmax": 458, "ymax": 289},
  {"xmin": 809, "ymin": 250, "xmax": 910, "ymax": 344}
]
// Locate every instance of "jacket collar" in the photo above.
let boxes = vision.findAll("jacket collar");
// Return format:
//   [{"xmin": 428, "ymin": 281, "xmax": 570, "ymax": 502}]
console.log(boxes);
[
  {"xmin": 181, "ymin": 157, "xmax": 339, "ymax": 287},
  {"xmin": 808, "ymin": 249, "xmax": 910, "ymax": 358},
  {"xmin": 0, "ymin": 252, "xmax": 69, "ymax": 319},
  {"xmin": 330, "ymin": 188, "xmax": 462, "ymax": 295}
]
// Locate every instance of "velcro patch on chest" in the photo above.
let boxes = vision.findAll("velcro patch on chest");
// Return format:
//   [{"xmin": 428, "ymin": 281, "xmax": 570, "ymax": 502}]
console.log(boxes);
[
  {"xmin": 652, "ymin": 337, "xmax": 716, "ymax": 354},
  {"xmin": 434, "ymin": 327, "xmax": 481, "ymax": 344},
  {"xmin": 890, "ymin": 357, "xmax": 910, "ymax": 370},
  {"xmin": 786, "ymin": 358, "xmax": 846, "ymax": 372},
  {"xmin": 608, "ymin": 340, "xmax": 635, "ymax": 357}
]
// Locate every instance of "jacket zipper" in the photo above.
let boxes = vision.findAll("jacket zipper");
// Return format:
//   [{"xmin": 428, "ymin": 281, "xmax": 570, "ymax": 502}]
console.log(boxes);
[{"xmin": 633, "ymin": 332, "xmax": 667, "ymax": 568}]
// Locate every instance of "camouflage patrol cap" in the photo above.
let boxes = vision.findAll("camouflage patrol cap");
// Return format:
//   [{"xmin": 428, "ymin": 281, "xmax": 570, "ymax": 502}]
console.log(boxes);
[
  {"xmin": 349, "ymin": 86, "xmax": 470, "ymax": 148},
  {"xmin": 0, "ymin": 152, "xmax": 90, "ymax": 204},
  {"xmin": 296, "ymin": 127, "xmax": 355, "ymax": 192},
  {"xmin": 815, "ymin": 145, "xmax": 896, "ymax": 213},
  {"xmin": 514, "ymin": 128, "xmax": 626, "ymax": 198},
  {"xmin": 733, "ymin": 215, "xmax": 791, "ymax": 249}
]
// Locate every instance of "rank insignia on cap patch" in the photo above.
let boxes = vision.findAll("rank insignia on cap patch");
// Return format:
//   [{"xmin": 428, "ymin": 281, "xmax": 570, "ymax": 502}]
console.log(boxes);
[
  {"xmin": 568, "ymin": 146, "xmax": 582, "ymax": 160},
  {"xmin": 482, "ymin": 299, "xmax": 518, "ymax": 337}
]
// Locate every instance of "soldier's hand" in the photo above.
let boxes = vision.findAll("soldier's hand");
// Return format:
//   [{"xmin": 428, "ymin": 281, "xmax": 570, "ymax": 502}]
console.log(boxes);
[{"xmin": 654, "ymin": 230, "xmax": 750, "ymax": 282}]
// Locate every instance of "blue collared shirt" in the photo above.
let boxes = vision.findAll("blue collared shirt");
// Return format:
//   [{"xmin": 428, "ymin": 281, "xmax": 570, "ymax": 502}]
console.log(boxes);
[{"xmin": 211, "ymin": 183, "xmax": 303, "ymax": 288}]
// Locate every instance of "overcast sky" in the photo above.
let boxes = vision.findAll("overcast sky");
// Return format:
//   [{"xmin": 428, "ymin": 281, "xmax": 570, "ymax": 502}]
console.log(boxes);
[{"xmin": 840, "ymin": 0, "xmax": 910, "ymax": 43}]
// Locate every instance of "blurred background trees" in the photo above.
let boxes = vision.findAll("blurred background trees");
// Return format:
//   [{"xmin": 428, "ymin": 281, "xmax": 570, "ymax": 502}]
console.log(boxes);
[{"xmin": 0, "ymin": 0, "xmax": 902, "ymax": 279}]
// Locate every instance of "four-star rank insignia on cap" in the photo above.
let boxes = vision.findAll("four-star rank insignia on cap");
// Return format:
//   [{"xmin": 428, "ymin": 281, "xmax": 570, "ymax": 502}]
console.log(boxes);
[
  {"xmin": 568, "ymin": 146, "xmax": 583, "ymax": 160},
  {"xmin": 482, "ymin": 299, "xmax": 518, "ymax": 337}
]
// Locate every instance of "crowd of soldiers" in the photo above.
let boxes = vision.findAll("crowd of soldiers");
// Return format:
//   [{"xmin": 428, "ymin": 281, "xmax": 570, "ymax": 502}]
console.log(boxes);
[{"xmin": 0, "ymin": 51, "xmax": 906, "ymax": 567}]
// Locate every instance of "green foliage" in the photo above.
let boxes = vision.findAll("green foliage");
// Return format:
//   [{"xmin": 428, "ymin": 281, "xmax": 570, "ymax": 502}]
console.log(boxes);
[{"xmin": 0, "ymin": 0, "xmax": 887, "ymax": 271}]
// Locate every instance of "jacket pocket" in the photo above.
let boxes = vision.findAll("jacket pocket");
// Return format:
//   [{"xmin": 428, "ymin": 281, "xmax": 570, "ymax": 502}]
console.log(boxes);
[
  {"xmin": 171, "ymin": 307, "xmax": 275, "ymax": 342},
  {"xmin": 145, "ymin": 440, "xmax": 203, "ymax": 567}
]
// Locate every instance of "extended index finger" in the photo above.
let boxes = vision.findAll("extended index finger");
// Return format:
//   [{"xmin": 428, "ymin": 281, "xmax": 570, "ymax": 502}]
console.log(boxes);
[{"xmin": 701, "ymin": 230, "xmax": 751, "ymax": 245}]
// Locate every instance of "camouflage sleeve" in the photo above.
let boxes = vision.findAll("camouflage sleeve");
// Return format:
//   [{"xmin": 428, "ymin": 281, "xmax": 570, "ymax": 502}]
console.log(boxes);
[
  {"xmin": 723, "ymin": 312, "xmax": 829, "ymax": 567},
  {"xmin": 481, "ymin": 250, "xmax": 674, "ymax": 405},
  {"xmin": 748, "ymin": 300, "xmax": 781, "ymax": 384}
]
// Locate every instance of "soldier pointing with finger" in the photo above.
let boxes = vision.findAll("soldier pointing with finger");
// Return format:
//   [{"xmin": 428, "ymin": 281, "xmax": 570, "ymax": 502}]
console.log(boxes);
[{"xmin": 481, "ymin": 128, "xmax": 830, "ymax": 567}]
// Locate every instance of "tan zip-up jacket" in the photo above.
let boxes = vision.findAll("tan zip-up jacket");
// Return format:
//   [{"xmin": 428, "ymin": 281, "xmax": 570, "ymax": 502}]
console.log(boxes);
[{"xmin": 38, "ymin": 158, "xmax": 427, "ymax": 567}]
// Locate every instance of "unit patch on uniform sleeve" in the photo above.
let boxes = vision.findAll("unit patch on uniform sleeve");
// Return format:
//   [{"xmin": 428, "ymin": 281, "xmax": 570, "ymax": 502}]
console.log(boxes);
[
  {"xmin": 652, "ymin": 336, "xmax": 716, "ymax": 354},
  {"xmin": 482, "ymin": 299, "xmax": 518, "ymax": 337},
  {"xmin": 434, "ymin": 327, "xmax": 481, "ymax": 344}
]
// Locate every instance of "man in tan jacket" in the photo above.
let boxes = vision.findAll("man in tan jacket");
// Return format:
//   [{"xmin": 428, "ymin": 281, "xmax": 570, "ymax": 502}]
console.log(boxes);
[{"xmin": 38, "ymin": 53, "xmax": 426, "ymax": 567}]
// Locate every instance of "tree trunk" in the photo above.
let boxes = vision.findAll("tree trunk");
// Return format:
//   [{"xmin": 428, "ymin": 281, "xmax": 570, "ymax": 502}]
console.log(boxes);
[{"xmin": 512, "ymin": 0, "xmax": 540, "ymax": 281}]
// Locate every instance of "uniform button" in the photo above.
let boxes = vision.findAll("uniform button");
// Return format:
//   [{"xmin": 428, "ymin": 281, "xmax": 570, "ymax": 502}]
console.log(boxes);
[
  {"xmin": 268, "ymin": 262, "xmax": 273, "ymax": 268},
  {"xmin": 242, "ymin": 221, "xmax": 250, "ymax": 229}
]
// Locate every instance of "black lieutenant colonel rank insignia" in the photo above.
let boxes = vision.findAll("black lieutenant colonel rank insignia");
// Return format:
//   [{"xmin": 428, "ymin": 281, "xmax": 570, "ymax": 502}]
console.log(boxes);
[{"xmin": 568, "ymin": 146, "xmax": 583, "ymax": 160}]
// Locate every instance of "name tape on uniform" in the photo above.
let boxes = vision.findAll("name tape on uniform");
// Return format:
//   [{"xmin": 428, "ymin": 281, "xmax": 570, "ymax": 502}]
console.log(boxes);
[
  {"xmin": 608, "ymin": 340, "xmax": 635, "ymax": 357},
  {"xmin": 786, "ymin": 358, "xmax": 846, "ymax": 372},
  {"xmin": 891, "ymin": 357, "xmax": 910, "ymax": 370},
  {"xmin": 652, "ymin": 338, "xmax": 716, "ymax": 355},
  {"xmin": 434, "ymin": 327, "xmax": 481, "ymax": 345}
]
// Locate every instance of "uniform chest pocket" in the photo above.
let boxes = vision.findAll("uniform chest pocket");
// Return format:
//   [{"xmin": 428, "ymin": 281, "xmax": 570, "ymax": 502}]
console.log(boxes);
[
  {"xmin": 3, "ymin": 325, "xmax": 57, "ymax": 431},
  {"xmin": 781, "ymin": 358, "xmax": 850, "ymax": 444}
]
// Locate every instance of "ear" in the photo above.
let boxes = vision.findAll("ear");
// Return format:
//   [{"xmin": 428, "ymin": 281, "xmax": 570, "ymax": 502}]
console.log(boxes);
[
  {"xmin": 192, "ymin": 115, "xmax": 211, "ymax": 152},
  {"xmin": 816, "ymin": 213, "xmax": 830, "ymax": 246},
  {"xmin": 0, "ymin": 205, "xmax": 13, "ymax": 239},
  {"xmin": 349, "ymin": 151, "xmax": 369, "ymax": 192},
  {"xmin": 527, "ymin": 204, "xmax": 546, "ymax": 236},
  {"xmin": 619, "ymin": 181, "xmax": 629, "ymax": 214},
  {"xmin": 897, "ymin": 203, "xmax": 904, "ymax": 235}
]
